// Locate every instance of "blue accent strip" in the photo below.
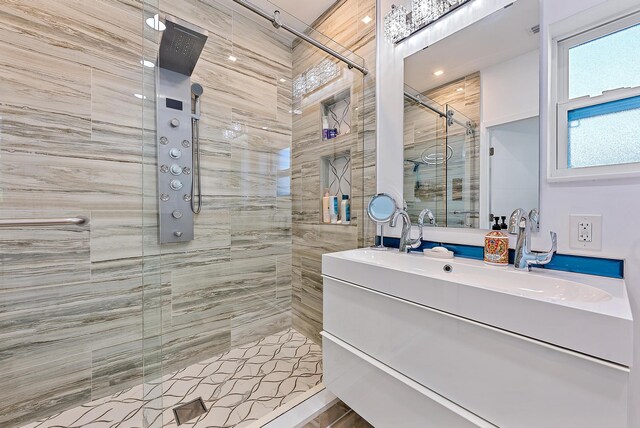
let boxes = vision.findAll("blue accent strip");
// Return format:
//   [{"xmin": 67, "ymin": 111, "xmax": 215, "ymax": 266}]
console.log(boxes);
[
  {"xmin": 568, "ymin": 95, "xmax": 640, "ymax": 121},
  {"xmin": 377, "ymin": 236, "xmax": 624, "ymax": 279}
]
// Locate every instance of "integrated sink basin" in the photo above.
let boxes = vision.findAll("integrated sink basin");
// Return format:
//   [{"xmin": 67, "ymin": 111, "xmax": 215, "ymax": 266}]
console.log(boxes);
[{"xmin": 323, "ymin": 248, "xmax": 633, "ymax": 366}]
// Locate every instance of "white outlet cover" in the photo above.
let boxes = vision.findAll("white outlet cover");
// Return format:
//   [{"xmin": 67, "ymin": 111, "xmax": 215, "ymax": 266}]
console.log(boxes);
[{"xmin": 570, "ymin": 214, "xmax": 602, "ymax": 250}]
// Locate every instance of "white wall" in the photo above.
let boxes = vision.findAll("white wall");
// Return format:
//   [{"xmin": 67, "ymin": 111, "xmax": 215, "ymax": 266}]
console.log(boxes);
[
  {"xmin": 480, "ymin": 49, "xmax": 539, "ymax": 226},
  {"xmin": 481, "ymin": 49, "xmax": 539, "ymax": 126},
  {"xmin": 539, "ymin": 1, "xmax": 640, "ymax": 426},
  {"xmin": 376, "ymin": 0, "xmax": 640, "ymax": 425}
]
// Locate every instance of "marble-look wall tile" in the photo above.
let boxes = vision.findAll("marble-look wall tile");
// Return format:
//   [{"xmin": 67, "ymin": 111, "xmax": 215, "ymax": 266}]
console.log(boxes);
[
  {"xmin": 291, "ymin": 0, "xmax": 376, "ymax": 344},
  {"xmin": 0, "ymin": 0, "xmax": 297, "ymax": 424},
  {"xmin": 0, "ymin": 352, "xmax": 92, "ymax": 427}
]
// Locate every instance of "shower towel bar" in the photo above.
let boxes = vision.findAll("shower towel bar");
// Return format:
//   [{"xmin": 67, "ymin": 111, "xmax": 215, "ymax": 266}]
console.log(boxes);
[{"xmin": 0, "ymin": 217, "xmax": 88, "ymax": 227}]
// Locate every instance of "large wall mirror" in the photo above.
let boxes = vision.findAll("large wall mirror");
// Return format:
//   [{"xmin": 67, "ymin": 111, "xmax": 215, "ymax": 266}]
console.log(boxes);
[{"xmin": 403, "ymin": 0, "xmax": 540, "ymax": 229}]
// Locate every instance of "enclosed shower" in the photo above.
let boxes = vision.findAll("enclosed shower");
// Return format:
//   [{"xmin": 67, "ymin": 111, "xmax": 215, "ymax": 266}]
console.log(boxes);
[{"xmin": 0, "ymin": 0, "xmax": 374, "ymax": 426}]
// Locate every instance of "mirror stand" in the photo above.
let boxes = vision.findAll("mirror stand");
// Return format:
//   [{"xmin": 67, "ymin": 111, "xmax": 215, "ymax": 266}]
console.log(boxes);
[{"xmin": 371, "ymin": 224, "xmax": 391, "ymax": 251}]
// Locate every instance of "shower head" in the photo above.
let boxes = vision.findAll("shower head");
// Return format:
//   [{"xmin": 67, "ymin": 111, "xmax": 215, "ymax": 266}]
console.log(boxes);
[
  {"xmin": 191, "ymin": 83, "xmax": 204, "ymax": 97},
  {"xmin": 159, "ymin": 15, "xmax": 208, "ymax": 76},
  {"xmin": 191, "ymin": 83, "xmax": 203, "ymax": 117}
]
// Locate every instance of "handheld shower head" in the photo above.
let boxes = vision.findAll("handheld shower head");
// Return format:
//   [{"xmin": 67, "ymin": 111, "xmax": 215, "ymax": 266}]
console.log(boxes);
[
  {"xmin": 191, "ymin": 83, "xmax": 204, "ymax": 97},
  {"xmin": 191, "ymin": 83, "xmax": 203, "ymax": 117}
]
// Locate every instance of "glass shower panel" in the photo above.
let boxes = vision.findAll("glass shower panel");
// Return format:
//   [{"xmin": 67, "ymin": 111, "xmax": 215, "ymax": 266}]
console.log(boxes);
[
  {"xmin": 138, "ymin": 0, "xmax": 368, "ymax": 424},
  {"xmin": 0, "ymin": 1, "xmax": 150, "ymax": 426},
  {"xmin": 445, "ymin": 105, "xmax": 479, "ymax": 228}
]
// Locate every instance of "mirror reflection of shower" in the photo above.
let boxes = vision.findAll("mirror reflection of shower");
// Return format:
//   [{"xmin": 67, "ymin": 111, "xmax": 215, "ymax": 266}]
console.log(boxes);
[{"xmin": 191, "ymin": 83, "xmax": 203, "ymax": 214}]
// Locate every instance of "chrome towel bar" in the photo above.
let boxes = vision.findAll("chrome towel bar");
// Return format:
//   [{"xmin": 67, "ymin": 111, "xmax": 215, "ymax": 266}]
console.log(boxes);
[{"xmin": 0, "ymin": 217, "xmax": 88, "ymax": 227}]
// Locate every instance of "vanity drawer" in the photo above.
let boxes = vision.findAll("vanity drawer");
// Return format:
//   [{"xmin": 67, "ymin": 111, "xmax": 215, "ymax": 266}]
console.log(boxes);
[
  {"xmin": 323, "ymin": 276, "xmax": 629, "ymax": 428},
  {"xmin": 322, "ymin": 331, "xmax": 496, "ymax": 428}
]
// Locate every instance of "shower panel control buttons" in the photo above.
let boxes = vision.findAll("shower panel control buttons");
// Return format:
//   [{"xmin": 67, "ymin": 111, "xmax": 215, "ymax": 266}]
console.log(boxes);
[
  {"xmin": 157, "ymin": 66, "xmax": 195, "ymax": 243},
  {"xmin": 170, "ymin": 179, "xmax": 183, "ymax": 190}
]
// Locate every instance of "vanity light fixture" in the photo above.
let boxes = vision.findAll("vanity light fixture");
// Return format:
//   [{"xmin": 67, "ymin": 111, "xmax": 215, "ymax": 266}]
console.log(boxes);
[
  {"xmin": 228, "ymin": 55, "xmax": 237, "ymax": 62},
  {"xmin": 134, "ymin": 93, "xmax": 147, "ymax": 100},
  {"xmin": 279, "ymin": 78, "xmax": 287, "ymax": 82},
  {"xmin": 145, "ymin": 14, "xmax": 166, "ymax": 31},
  {"xmin": 456, "ymin": 87, "xmax": 464, "ymax": 92},
  {"xmin": 141, "ymin": 59, "xmax": 155, "ymax": 68},
  {"xmin": 384, "ymin": 0, "xmax": 472, "ymax": 44},
  {"xmin": 362, "ymin": 15, "xmax": 373, "ymax": 24}
]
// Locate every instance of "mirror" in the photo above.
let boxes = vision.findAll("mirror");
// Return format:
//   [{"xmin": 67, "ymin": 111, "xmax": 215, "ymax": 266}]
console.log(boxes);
[
  {"xmin": 403, "ymin": 0, "xmax": 540, "ymax": 229},
  {"xmin": 368, "ymin": 193, "xmax": 398, "ymax": 223},
  {"xmin": 368, "ymin": 193, "xmax": 399, "ymax": 250}
]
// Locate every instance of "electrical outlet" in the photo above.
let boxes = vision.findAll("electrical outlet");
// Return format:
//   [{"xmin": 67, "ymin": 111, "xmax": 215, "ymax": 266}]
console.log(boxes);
[
  {"xmin": 578, "ymin": 220, "xmax": 592, "ymax": 242},
  {"xmin": 570, "ymin": 215, "xmax": 602, "ymax": 250}
]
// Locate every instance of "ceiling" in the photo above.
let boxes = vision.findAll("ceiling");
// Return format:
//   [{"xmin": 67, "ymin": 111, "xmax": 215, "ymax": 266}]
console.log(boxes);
[
  {"xmin": 269, "ymin": 0, "xmax": 337, "ymax": 26},
  {"xmin": 244, "ymin": 0, "xmax": 338, "ymax": 28},
  {"xmin": 404, "ymin": 0, "xmax": 540, "ymax": 93}
]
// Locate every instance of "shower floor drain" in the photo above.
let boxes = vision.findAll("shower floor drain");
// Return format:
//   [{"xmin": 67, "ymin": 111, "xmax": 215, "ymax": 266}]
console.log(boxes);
[{"xmin": 172, "ymin": 397, "xmax": 208, "ymax": 425}]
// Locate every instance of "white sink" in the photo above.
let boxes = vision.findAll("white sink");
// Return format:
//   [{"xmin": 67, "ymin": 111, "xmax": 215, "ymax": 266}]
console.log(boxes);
[{"xmin": 322, "ymin": 248, "xmax": 633, "ymax": 366}]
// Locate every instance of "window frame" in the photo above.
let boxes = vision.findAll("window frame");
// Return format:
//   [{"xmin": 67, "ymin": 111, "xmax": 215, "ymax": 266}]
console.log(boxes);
[{"xmin": 550, "ymin": 11, "xmax": 640, "ymax": 182}]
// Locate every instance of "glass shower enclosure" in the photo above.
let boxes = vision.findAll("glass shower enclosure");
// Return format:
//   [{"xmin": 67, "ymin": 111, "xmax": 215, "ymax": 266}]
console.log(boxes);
[{"xmin": 0, "ymin": 0, "xmax": 371, "ymax": 426}]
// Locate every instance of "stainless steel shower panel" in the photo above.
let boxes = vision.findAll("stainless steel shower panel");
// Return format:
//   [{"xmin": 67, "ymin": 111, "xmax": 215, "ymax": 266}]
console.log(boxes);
[
  {"xmin": 157, "ymin": 67, "xmax": 195, "ymax": 243},
  {"xmin": 159, "ymin": 15, "xmax": 208, "ymax": 76}
]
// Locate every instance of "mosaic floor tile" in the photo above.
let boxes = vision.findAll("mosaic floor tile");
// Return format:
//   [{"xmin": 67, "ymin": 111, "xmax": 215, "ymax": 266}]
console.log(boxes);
[{"xmin": 20, "ymin": 329, "xmax": 322, "ymax": 428}]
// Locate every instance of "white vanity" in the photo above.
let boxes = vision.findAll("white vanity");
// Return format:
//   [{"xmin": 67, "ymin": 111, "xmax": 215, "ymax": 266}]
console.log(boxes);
[{"xmin": 321, "ymin": 249, "xmax": 633, "ymax": 427}]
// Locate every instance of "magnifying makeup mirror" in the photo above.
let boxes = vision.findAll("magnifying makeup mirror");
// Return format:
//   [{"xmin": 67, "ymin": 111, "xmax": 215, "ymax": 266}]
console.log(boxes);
[{"xmin": 367, "ymin": 193, "xmax": 398, "ymax": 250}]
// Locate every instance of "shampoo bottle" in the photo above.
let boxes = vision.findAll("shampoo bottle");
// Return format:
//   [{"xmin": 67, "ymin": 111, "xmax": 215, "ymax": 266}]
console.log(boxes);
[
  {"xmin": 322, "ymin": 189, "xmax": 330, "ymax": 223},
  {"xmin": 340, "ymin": 195, "xmax": 350, "ymax": 224},
  {"xmin": 329, "ymin": 195, "xmax": 339, "ymax": 223},
  {"xmin": 322, "ymin": 116, "xmax": 329, "ymax": 140}
]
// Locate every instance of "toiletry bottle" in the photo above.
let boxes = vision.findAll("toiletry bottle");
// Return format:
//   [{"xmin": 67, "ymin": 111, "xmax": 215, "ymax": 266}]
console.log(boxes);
[
  {"xmin": 322, "ymin": 116, "xmax": 329, "ymax": 140},
  {"xmin": 340, "ymin": 195, "xmax": 351, "ymax": 224},
  {"xmin": 322, "ymin": 189, "xmax": 330, "ymax": 223},
  {"xmin": 329, "ymin": 195, "xmax": 339, "ymax": 223},
  {"xmin": 500, "ymin": 216, "xmax": 508, "ymax": 229},
  {"xmin": 492, "ymin": 218, "xmax": 502, "ymax": 230}
]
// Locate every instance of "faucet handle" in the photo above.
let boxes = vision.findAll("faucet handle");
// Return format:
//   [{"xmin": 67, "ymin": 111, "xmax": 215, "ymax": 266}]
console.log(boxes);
[
  {"xmin": 549, "ymin": 231, "xmax": 557, "ymax": 253},
  {"xmin": 508, "ymin": 208, "xmax": 526, "ymax": 235}
]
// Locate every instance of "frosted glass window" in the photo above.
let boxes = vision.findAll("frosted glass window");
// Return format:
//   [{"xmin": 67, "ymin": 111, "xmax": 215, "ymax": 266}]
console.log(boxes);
[
  {"xmin": 568, "ymin": 22, "xmax": 640, "ymax": 99},
  {"xmin": 567, "ymin": 95, "xmax": 640, "ymax": 168}
]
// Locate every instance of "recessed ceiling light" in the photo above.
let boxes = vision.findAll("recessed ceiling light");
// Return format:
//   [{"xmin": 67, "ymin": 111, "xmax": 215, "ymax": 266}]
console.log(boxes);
[
  {"xmin": 433, "ymin": 70, "xmax": 444, "ymax": 76},
  {"xmin": 141, "ymin": 59, "xmax": 155, "ymax": 68},
  {"xmin": 279, "ymin": 78, "xmax": 286, "ymax": 83},
  {"xmin": 228, "ymin": 55, "xmax": 237, "ymax": 62},
  {"xmin": 134, "ymin": 93, "xmax": 147, "ymax": 100},
  {"xmin": 362, "ymin": 15, "xmax": 372, "ymax": 24},
  {"xmin": 145, "ymin": 14, "xmax": 165, "ymax": 31},
  {"xmin": 456, "ymin": 87, "xmax": 464, "ymax": 92}
]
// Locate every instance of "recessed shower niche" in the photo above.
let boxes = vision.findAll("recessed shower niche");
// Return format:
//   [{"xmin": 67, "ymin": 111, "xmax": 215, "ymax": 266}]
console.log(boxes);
[
  {"xmin": 320, "ymin": 150, "xmax": 352, "ymax": 225},
  {"xmin": 321, "ymin": 89, "xmax": 351, "ymax": 141}
]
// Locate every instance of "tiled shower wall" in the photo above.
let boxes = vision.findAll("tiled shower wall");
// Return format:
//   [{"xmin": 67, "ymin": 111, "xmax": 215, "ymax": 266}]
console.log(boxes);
[
  {"xmin": 0, "ymin": 0, "xmax": 293, "ymax": 425},
  {"xmin": 291, "ymin": 0, "xmax": 377, "ymax": 344}
]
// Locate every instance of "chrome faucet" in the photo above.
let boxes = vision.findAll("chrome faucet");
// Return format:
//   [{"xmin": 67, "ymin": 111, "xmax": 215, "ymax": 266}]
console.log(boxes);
[
  {"xmin": 390, "ymin": 208, "xmax": 436, "ymax": 253},
  {"xmin": 508, "ymin": 208, "xmax": 557, "ymax": 271}
]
